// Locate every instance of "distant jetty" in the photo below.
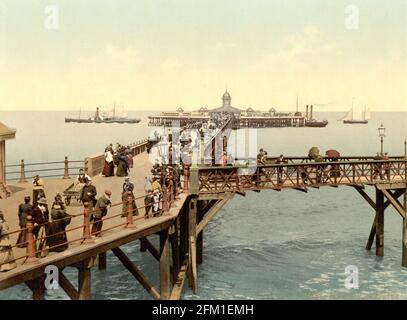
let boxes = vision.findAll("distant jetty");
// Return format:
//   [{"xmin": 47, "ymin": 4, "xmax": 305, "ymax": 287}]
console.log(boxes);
[
  {"xmin": 148, "ymin": 91, "xmax": 328, "ymax": 128},
  {"xmin": 65, "ymin": 107, "xmax": 141, "ymax": 124}
]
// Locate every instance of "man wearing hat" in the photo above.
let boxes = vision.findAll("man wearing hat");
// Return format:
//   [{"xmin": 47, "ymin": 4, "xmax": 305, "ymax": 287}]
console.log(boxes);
[
  {"xmin": 92, "ymin": 190, "xmax": 112, "ymax": 237},
  {"xmin": 80, "ymin": 178, "xmax": 97, "ymax": 209},
  {"xmin": 16, "ymin": 195, "xmax": 33, "ymax": 248},
  {"xmin": 32, "ymin": 197, "xmax": 49, "ymax": 257}
]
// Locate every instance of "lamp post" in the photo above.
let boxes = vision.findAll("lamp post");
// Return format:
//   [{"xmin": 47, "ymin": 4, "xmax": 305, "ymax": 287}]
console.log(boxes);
[
  {"xmin": 404, "ymin": 138, "xmax": 407, "ymax": 157},
  {"xmin": 378, "ymin": 123, "xmax": 386, "ymax": 156}
]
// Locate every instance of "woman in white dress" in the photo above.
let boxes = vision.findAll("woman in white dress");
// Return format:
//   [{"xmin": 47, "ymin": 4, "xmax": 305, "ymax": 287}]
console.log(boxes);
[{"xmin": 0, "ymin": 211, "xmax": 17, "ymax": 272}]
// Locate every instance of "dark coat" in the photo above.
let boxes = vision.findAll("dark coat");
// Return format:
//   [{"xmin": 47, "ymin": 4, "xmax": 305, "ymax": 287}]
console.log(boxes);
[
  {"xmin": 46, "ymin": 209, "xmax": 72, "ymax": 252},
  {"xmin": 18, "ymin": 203, "xmax": 33, "ymax": 226},
  {"xmin": 94, "ymin": 195, "xmax": 111, "ymax": 219},
  {"xmin": 80, "ymin": 184, "xmax": 97, "ymax": 206}
]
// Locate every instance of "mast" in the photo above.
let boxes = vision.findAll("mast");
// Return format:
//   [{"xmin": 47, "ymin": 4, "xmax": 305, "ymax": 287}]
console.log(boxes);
[
  {"xmin": 296, "ymin": 94, "xmax": 299, "ymax": 113},
  {"xmin": 351, "ymin": 97, "xmax": 354, "ymax": 121}
]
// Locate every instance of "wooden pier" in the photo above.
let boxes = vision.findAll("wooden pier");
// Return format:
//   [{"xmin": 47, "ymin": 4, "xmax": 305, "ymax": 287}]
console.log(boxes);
[{"xmin": 0, "ymin": 135, "xmax": 406, "ymax": 300}]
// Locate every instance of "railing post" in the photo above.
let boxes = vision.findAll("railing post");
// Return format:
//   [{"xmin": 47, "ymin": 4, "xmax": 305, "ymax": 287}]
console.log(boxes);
[
  {"xmin": 18, "ymin": 160, "xmax": 27, "ymax": 183},
  {"xmin": 82, "ymin": 202, "xmax": 95, "ymax": 244},
  {"xmin": 125, "ymin": 192, "xmax": 137, "ymax": 229},
  {"xmin": 63, "ymin": 156, "xmax": 70, "ymax": 179},
  {"xmin": 24, "ymin": 214, "xmax": 39, "ymax": 264}
]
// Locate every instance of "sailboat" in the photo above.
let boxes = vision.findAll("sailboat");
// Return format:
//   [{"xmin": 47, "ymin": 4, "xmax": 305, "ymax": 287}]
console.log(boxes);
[{"xmin": 341, "ymin": 99, "xmax": 370, "ymax": 124}]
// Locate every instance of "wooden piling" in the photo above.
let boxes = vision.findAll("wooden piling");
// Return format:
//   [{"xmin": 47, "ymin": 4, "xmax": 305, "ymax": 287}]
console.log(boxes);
[
  {"xmin": 98, "ymin": 252, "xmax": 107, "ymax": 270},
  {"xmin": 25, "ymin": 276, "xmax": 46, "ymax": 300},
  {"xmin": 188, "ymin": 197, "xmax": 198, "ymax": 293},
  {"xmin": 171, "ymin": 217, "xmax": 180, "ymax": 284},
  {"xmin": 78, "ymin": 268, "xmax": 91, "ymax": 300},
  {"xmin": 375, "ymin": 188, "xmax": 385, "ymax": 257},
  {"xmin": 159, "ymin": 229, "xmax": 171, "ymax": 300}
]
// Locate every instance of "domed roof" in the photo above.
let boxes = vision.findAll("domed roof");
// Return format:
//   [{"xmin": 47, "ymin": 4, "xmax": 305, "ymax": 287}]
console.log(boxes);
[
  {"xmin": 176, "ymin": 107, "xmax": 184, "ymax": 113},
  {"xmin": 269, "ymin": 107, "xmax": 276, "ymax": 113},
  {"xmin": 199, "ymin": 106, "xmax": 208, "ymax": 112},
  {"xmin": 223, "ymin": 91, "xmax": 231, "ymax": 100},
  {"xmin": 246, "ymin": 107, "xmax": 254, "ymax": 112}
]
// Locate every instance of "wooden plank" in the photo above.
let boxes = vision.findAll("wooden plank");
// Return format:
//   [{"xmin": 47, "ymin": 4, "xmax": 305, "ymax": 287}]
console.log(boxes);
[
  {"xmin": 111, "ymin": 247, "xmax": 160, "ymax": 300},
  {"xmin": 59, "ymin": 270, "xmax": 79, "ymax": 300},
  {"xmin": 159, "ymin": 230, "xmax": 171, "ymax": 300},
  {"xmin": 384, "ymin": 189, "xmax": 405, "ymax": 210},
  {"xmin": 382, "ymin": 189, "xmax": 406, "ymax": 218},
  {"xmin": 169, "ymin": 259, "xmax": 188, "ymax": 300},
  {"xmin": 196, "ymin": 198, "xmax": 230, "ymax": 236},
  {"xmin": 354, "ymin": 186, "xmax": 376, "ymax": 211},
  {"xmin": 375, "ymin": 188, "xmax": 384, "ymax": 257}
]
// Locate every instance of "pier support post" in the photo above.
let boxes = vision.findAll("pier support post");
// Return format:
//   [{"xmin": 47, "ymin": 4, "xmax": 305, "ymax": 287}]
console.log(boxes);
[
  {"xmin": 160, "ymin": 229, "xmax": 171, "ymax": 300},
  {"xmin": 375, "ymin": 188, "xmax": 385, "ymax": 257},
  {"xmin": 25, "ymin": 276, "xmax": 46, "ymax": 300},
  {"xmin": 78, "ymin": 267, "xmax": 91, "ymax": 300},
  {"xmin": 197, "ymin": 230, "xmax": 203, "ymax": 265},
  {"xmin": 170, "ymin": 218, "xmax": 180, "ymax": 284},
  {"xmin": 403, "ymin": 187, "xmax": 407, "ymax": 267},
  {"xmin": 188, "ymin": 197, "xmax": 198, "ymax": 293},
  {"xmin": 98, "ymin": 252, "xmax": 107, "ymax": 270}
]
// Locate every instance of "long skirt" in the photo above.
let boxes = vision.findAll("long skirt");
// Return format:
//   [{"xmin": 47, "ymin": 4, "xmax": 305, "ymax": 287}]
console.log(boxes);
[
  {"xmin": 91, "ymin": 217, "xmax": 103, "ymax": 237},
  {"xmin": 16, "ymin": 228, "xmax": 27, "ymax": 248},
  {"xmin": 102, "ymin": 161, "xmax": 114, "ymax": 177},
  {"xmin": 116, "ymin": 162, "xmax": 128, "ymax": 177},
  {"xmin": 0, "ymin": 246, "xmax": 17, "ymax": 271}
]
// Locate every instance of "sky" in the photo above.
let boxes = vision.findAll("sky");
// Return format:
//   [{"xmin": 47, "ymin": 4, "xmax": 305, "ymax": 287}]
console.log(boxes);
[{"xmin": 0, "ymin": 0, "xmax": 406, "ymax": 112}]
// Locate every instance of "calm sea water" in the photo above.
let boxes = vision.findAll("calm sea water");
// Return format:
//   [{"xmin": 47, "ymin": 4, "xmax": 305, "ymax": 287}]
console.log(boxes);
[{"xmin": 1, "ymin": 110, "xmax": 407, "ymax": 300}]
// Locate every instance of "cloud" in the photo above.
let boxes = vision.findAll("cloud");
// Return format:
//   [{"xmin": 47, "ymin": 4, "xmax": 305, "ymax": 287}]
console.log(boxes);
[
  {"xmin": 77, "ymin": 44, "xmax": 143, "ymax": 67},
  {"xmin": 256, "ymin": 24, "xmax": 338, "ymax": 68}
]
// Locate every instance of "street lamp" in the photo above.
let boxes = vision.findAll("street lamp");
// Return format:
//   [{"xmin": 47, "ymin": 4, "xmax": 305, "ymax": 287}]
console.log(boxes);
[
  {"xmin": 378, "ymin": 123, "xmax": 386, "ymax": 156},
  {"xmin": 404, "ymin": 138, "xmax": 407, "ymax": 157}
]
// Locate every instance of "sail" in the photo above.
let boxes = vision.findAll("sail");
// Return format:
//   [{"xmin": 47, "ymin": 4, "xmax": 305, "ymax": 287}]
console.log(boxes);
[
  {"xmin": 341, "ymin": 108, "xmax": 353, "ymax": 121},
  {"xmin": 363, "ymin": 108, "xmax": 371, "ymax": 120}
]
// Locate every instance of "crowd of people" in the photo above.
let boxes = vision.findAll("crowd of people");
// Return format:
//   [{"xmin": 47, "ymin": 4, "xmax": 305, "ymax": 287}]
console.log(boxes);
[
  {"xmin": 102, "ymin": 143, "xmax": 134, "ymax": 178},
  {"xmin": 0, "ymin": 150, "xmax": 186, "ymax": 272}
]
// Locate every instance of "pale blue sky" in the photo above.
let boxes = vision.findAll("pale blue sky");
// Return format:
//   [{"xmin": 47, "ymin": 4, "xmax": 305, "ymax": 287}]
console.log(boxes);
[{"xmin": 0, "ymin": 0, "xmax": 406, "ymax": 111}]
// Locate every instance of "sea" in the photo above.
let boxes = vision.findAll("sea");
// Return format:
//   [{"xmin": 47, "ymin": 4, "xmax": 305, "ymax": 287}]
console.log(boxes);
[{"xmin": 0, "ymin": 110, "xmax": 407, "ymax": 300}]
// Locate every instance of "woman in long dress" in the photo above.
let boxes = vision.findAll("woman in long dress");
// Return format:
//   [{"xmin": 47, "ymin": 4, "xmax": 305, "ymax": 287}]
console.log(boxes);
[
  {"xmin": 46, "ymin": 204, "xmax": 72, "ymax": 252},
  {"xmin": 102, "ymin": 148, "xmax": 115, "ymax": 177},
  {"xmin": 0, "ymin": 212, "xmax": 17, "ymax": 272}
]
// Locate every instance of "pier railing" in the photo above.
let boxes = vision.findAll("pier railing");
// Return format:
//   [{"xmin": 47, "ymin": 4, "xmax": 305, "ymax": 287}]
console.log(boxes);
[
  {"xmin": 5, "ymin": 157, "xmax": 84, "ymax": 182},
  {"xmin": 0, "ymin": 173, "xmax": 180, "ymax": 270},
  {"xmin": 190, "ymin": 158, "xmax": 407, "ymax": 194},
  {"xmin": 5, "ymin": 139, "xmax": 150, "ymax": 182}
]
